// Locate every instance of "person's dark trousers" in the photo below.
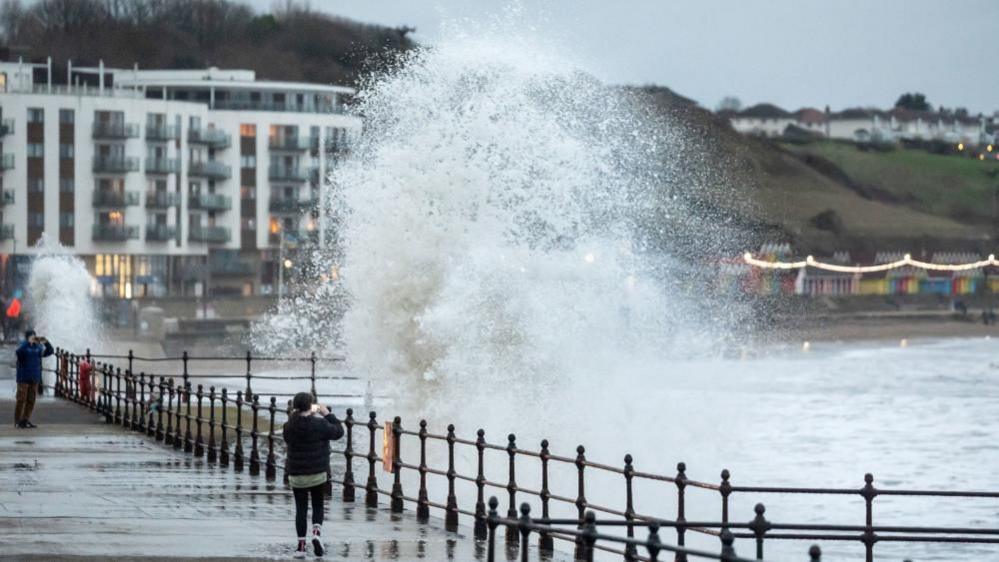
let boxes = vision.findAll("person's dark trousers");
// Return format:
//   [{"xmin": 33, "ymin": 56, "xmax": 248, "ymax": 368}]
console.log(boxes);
[
  {"xmin": 293, "ymin": 483, "xmax": 325, "ymax": 537},
  {"xmin": 14, "ymin": 382, "xmax": 37, "ymax": 423}
]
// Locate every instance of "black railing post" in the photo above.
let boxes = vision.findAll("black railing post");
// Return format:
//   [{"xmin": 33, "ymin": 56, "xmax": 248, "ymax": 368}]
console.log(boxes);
[
  {"xmin": 574, "ymin": 445, "xmax": 587, "ymax": 560},
  {"xmin": 219, "ymin": 388, "xmax": 230, "ymax": 466},
  {"xmin": 183, "ymin": 382, "xmax": 193, "ymax": 453},
  {"xmin": 720, "ymin": 469, "xmax": 731, "ymax": 525},
  {"xmin": 155, "ymin": 377, "xmax": 165, "ymax": 441},
  {"xmin": 173, "ymin": 381, "xmax": 184, "ymax": 450},
  {"xmin": 365, "ymin": 411, "xmax": 378, "ymax": 507},
  {"xmin": 445, "ymin": 424, "xmax": 459, "ymax": 532},
  {"xmin": 266, "ymin": 396, "xmax": 277, "ymax": 480},
  {"xmin": 244, "ymin": 350, "xmax": 253, "ymax": 398},
  {"xmin": 506, "ymin": 433, "xmax": 519, "ymax": 544},
  {"xmin": 486, "ymin": 496, "xmax": 499, "ymax": 562},
  {"xmin": 114, "ymin": 367, "xmax": 123, "ymax": 425},
  {"xmin": 675, "ymin": 462, "xmax": 688, "ymax": 562},
  {"xmin": 474, "ymin": 429, "xmax": 488, "ymax": 540},
  {"xmin": 538, "ymin": 438, "xmax": 553, "ymax": 554},
  {"xmin": 310, "ymin": 351, "xmax": 317, "ymax": 399},
  {"xmin": 103, "ymin": 365, "xmax": 113, "ymax": 423},
  {"xmin": 194, "ymin": 385, "xmax": 205, "ymax": 457},
  {"xmin": 123, "ymin": 369, "xmax": 132, "ymax": 428},
  {"xmin": 861, "ymin": 473, "xmax": 877, "ymax": 562},
  {"xmin": 343, "ymin": 408, "xmax": 355, "ymax": 502},
  {"xmin": 809, "ymin": 545, "xmax": 822, "ymax": 562},
  {"xmin": 624, "ymin": 453, "xmax": 637, "ymax": 561},
  {"xmin": 390, "ymin": 416, "xmax": 404, "ymax": 512},
  {"xmin": 249, "ymin": 394, "xmax": 261, "ymax": 476},
  {"xmin": 646, "ymin": 522, "xmax": 662, "ymax": 562},
  {"xmin": 582, "ymin": 510, "xmax": 597, "ymax": 562},
  {"xmin": 749, "ymin": 503, "xmax": 771, "ymax": 560},
  {"xmin": 416, "ymin": 420, "xmax": 430, "ymax": 521},
  {"xmin": 164, "ymin": 378, "xmax": 175, "ymax": 445},
  {"xmin": 518, "ymin": 502, "xmax": 532, "ymax": 562},
  {"xmin": 234, "ymin": 391, "xmax": 245, "ymax": 472},
  {"xmin": 127, "ymin": 349, "xmax": 133, "ymax": 377},
  {"xmin": 720, "ymin": 528, "xmax": 737, "ymax": 562},
  {"xmin": 207, "ymin": 387, "xmax": 218, "ymax": 463}
]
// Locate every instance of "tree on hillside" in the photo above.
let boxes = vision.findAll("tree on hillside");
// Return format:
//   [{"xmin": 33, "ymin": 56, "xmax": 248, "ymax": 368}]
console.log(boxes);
[
  {"xmin": 895, "ymin": 92, "xmax": 930, "ymax": 111},
  {"xmin": 717, "ymin": 96, "xmax": 742, "ymax": 112}
]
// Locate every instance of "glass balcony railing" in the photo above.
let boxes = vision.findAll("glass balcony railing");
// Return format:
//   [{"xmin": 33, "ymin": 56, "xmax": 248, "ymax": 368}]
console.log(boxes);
[
  {"xmin": 145, "ymin": 224, "xmax": 177, "ymax": 241},
  {"xmin": 93, "ymin": 190, "xmax": 139, "ymax": 207},
  {"xmin": 268, "ymin": 136, "xmax": 310, "ymax": 151},
  {"xmin": 188, "ymin": 128, "xmax": 231, "ymax": 149},
  {"xmin": 92, "ymin": 122, "xmax": 139, "ymax": 139},
  {"xmin": 0, "ymin": 224, "xmax": 13, "ymax": 240},
  {"xmin": 268, "ymin": 197, "xmax": 306, "ymax": 213},
  {"xmin": 145, "ymin": 157, "xmax": 178, "ymax": 175},
  {"xmin": 268, "ymin": 165, "xmax": 308, "ymax": 182},
  {"xmin": 0, "ymin": 119, "xmax": 13, "ymax": 137},
  {"xmin": 212, "ymin": 100, "xmax": 343, "ymax": 115},
  {"xmin": 93, "ymin": 156, "xmax": 140, "ymax": 174},
  {"xmin": 92, "ymin": 224, "xmax": 139, "ymax": 241},
  {"xmin": 210, "ymin": 260, "xmax": 255, "ymax": 276},
  {"xmin": 1, "ymin": 189, "xmax": 13, "ymax": 205},
  {"xmin": 145, "ymin": 191, "xmax": 179, "ymax": 208},
  {"xmin": 189, "ymin": 193, "xmax": 232, "ymax": 211},
  {"xmin": 188, "ymin": 160, "xmax": 232, "ymax": 179},
  {"xmin": 189, "ymin": 225, "xmax": 231, "ymax": 244},
  {"xmin": 1, "ymin": 153, "xmax": 14, "ymax": 171},
  {"xmin": 145, "ymin": 124, "xmax": 178, "ymax": 141}
]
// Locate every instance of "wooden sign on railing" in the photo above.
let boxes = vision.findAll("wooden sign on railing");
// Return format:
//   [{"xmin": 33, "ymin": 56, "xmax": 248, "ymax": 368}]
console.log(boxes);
[{"xmin": 382, "ymin": 420, "xmax": 394, "ymax": 473}]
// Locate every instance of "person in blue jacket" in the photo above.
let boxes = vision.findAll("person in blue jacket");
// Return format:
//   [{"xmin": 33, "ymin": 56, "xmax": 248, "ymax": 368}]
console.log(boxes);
[{"xmin": 14, "ymin": 329, "xmax": 54, "ymax": 428}]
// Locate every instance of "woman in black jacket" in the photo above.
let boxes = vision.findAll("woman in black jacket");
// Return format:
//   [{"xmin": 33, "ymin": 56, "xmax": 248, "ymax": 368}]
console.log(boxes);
[{"xmin": 284, "ymin": 392, "xmax": 344, "ymax": 558}]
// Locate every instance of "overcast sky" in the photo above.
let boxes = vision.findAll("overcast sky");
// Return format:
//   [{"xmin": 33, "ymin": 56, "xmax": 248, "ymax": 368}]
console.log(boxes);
[{"xmin": 243, "ymin": 0, "xmax": 998, "ymax": 114}]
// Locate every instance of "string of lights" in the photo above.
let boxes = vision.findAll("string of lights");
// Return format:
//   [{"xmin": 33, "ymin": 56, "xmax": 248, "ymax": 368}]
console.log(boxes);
[{"xmin": 742, "ymin": 252, "xmax": 999, "ymax": 273}]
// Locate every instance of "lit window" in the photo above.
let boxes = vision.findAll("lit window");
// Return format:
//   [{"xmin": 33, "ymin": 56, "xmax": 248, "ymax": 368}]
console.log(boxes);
[{"xmin": 240, "ymin": 124, "xmax": 256, "ymax": 137}]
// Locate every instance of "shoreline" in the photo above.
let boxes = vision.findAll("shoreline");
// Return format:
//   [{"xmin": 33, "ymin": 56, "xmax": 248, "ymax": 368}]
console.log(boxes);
[{"xmin": 764, "ymin": 311, "xmax": 998, "ymax": 344}]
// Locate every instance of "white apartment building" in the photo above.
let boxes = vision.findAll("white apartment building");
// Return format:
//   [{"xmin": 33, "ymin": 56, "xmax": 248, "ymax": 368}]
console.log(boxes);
[{"xmin": 0, "ymin": 59, "xmax": 360, "ymax": 299}]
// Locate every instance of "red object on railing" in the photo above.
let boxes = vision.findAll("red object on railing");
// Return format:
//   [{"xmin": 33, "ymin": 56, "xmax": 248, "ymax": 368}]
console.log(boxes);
[{"xmin": 79, "ymin": 359, "xmax": 92, "ymax": 401}]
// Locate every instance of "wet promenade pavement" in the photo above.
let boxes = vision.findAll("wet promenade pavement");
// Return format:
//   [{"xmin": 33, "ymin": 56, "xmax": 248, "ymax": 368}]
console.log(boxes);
[{"xmin": 0, "ymin": 374, "xmax": 554, "ymax": 560}]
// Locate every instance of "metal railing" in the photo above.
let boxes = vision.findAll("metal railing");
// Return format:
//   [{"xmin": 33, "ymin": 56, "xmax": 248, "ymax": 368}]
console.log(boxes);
[
  {"xmin": 268, "ymin": 165, "xmax": 308, "ymax": 182},
  {"xmin": 212, "ymin": 100, "xmax": 343, "ymax": 115},
  {"xmin": 188, "ymin": 225, "xmax": 231, "ymax": 244},
  {"xmin": 145, "ymin": 224, "xmax": 176, "ymax": 242},
  {"xmin": 146, "ymin": 191, "xmax": 179, "ymax": 208},
  {"xmin": 188, "ymin": 160, "xmax": 232, "ymax": 180},
  {"xmin": 92, "ymin": 224, "xmax": 139, "ymax": 241},
  {"xmin": 145, "ymin": 125, "xmax": 178, "ymax": 141},
  {"xmin": 0, "ymin": 118, "xmax": 13, "ymax": 136},
  {"xmin": 188, "ymin": 128, "xmax": 231, "ymax": 149},
  {"xmin": 268, "ymin": 136, "xmax": 311, "ymax": 151},
  {"xmin": 50, "ymin": 349, "xmax": 998, "ymax": 562},
  {"xmin": 189, "ymin": 193, "xmax": 232, "ymax": 211},
  {"xmin": 93, "ymin": 156, "xmax": 140, "ymax": 174},
  {"xmin": 93, "ymin": 190, "xmax": 139, "ymax": 207},
  {"xmin": 1, "ymin": 189, "xmax": 13, "ymax": 205},
  {"xmin": 1, "ymin": 153, "xmax": 14, "ymax": 170},
  {"xmin": 145, "ymin": 157, "xmax": 178, "ymax": 175},
  {"xmin": 0, "ymin": 224, "xmax": 13, "ymax": 240},
  {"xmin": 92, "ymin": 122, "xmax": 140, "ymax": 139}
]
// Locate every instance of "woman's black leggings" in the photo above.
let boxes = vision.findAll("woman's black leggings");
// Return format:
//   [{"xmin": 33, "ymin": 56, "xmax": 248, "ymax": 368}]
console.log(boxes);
[{"xmin": 293, "ymin": 484, "xmax": 325, "ymax": 537}]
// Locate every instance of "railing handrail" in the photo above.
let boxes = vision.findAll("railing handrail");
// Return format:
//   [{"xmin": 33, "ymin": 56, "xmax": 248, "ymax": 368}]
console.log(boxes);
[{"xmin": 50, "ymin": 348, "xmax": 999, "ymax": 562}]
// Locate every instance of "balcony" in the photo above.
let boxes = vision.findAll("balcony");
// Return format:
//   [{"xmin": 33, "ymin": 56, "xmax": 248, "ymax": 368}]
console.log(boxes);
[
  {"xmin": 189, "ymin": 193, "xmax": 232, "ymax": 211},
  {"xmin": 269, "ymin": 136, "xmax": 310, "ymax": 151},
  {"xmin": 93, "ymin": 224, "xmax": 139, "ymax": 241},
  {"xmin": 268, "ymin": 197, "xmax": 308, "ymax": 213},
  {"xmin": 145, "ymin": 157, "xmax": 178, "ymax": 175},
  {"xmin": 1, "ymin": 153, "xmax": 13, "ymax": 171},
  {"xmin": 145, "ymin": 124, "xmax": 178, "ymax": 141},
  {"xmin": 210, "ymin": 260, "xmax": 255, "ymax": 277},
  {"xmin": 93, "ymin": 156, "xmax": 139, "ymax": 174},
  {"xmin": 189, "ymin": 225, "xmax": 231, "ymax": 244},
  {"xmin": 188, "ymin": 160, "xmax": 232, "ymax": 180},
  {"xmin": 92, "ymin": 122, "xmax": 139, "ymax": 139},
  {"xmin": 268, "ymin": 165, "xmax": 308, "ymax": 182},
  {"xmin": 93, "ymin": 190, "xmax": 140, "ymax": 207},
  {"xmin": 0, "ymin": 119, "xmax": 13, "ymax": 136},
  {"xmin": 145, "ymin": 191, "xmax": 179, "ymax": 208},
  {"xmin": 145, "ymin": 224, "xmax": 177, "ymax": 241},
  {"xmin": 212, "ymin": 100, "xmax": 343, "ymax": 114},
  {"xmin": 1, "ymin": 189, "xmax": 13, "ymax": 206},
  {"xmin": 0, "ymin": 224, "xmax": 12, "ymax": 240},
  {"xmin": 188, "ymin": 128, "xmax": 231, "ymax": 149}
]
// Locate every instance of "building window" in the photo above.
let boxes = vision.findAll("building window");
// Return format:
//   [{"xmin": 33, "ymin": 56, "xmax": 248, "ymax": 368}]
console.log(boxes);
[
  {"xmin": 28, "ymin": 212, "xmax": 44, "ymax": 227},
  {"xmin": 240, "ymin": 124, "xmax": 256, "ymax": 137},
  {"xmin": 240, "ymin": 155, "xmax": 256, "ymax": 168},
  {"xmin": 28, "ymin": 108, "xmax": 43, "ymax": 123},
  {"xmin": 240, "ymin": 217, "xmax": 256, "ymax": 229},
  {"xmin": 59, "ymin": 213, "xmax": 74, "ymax": 227},
  {"xmin": 27, "ymin": 143, "xmax": 44, "ymax": 157},
  {"xmin": 59, "ymin": 143, "xmax": 74, "ymax": 158},
  {"xmin": 59, "ymin": 179, "xmax": 74, "ymax": 192},
  {"xmin": 28, "ymin": 178, "xmax": 43, "ymax": 193},
  {"xmin": 240, "ymin": 186, "xmax": 255, "ymax": 199},
  {"xmin": 59, "ymin": 109, "xmax": 74, "ymax": 124}
]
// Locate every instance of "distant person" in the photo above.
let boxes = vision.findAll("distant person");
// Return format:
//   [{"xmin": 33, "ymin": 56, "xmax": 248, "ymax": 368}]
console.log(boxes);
[
  {"xmin": 283, "ymin": 392, "xmax": 343, "ymax": 558},
  {"xmin": 14, "ymin": 330, "xmax": 54, "ymax": 428}
]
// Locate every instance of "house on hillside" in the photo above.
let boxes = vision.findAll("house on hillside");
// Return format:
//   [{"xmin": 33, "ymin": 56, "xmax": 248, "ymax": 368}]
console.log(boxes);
[{"xmin": 729, "ymin": 104, "xmax": 795, "ymax": 138}]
